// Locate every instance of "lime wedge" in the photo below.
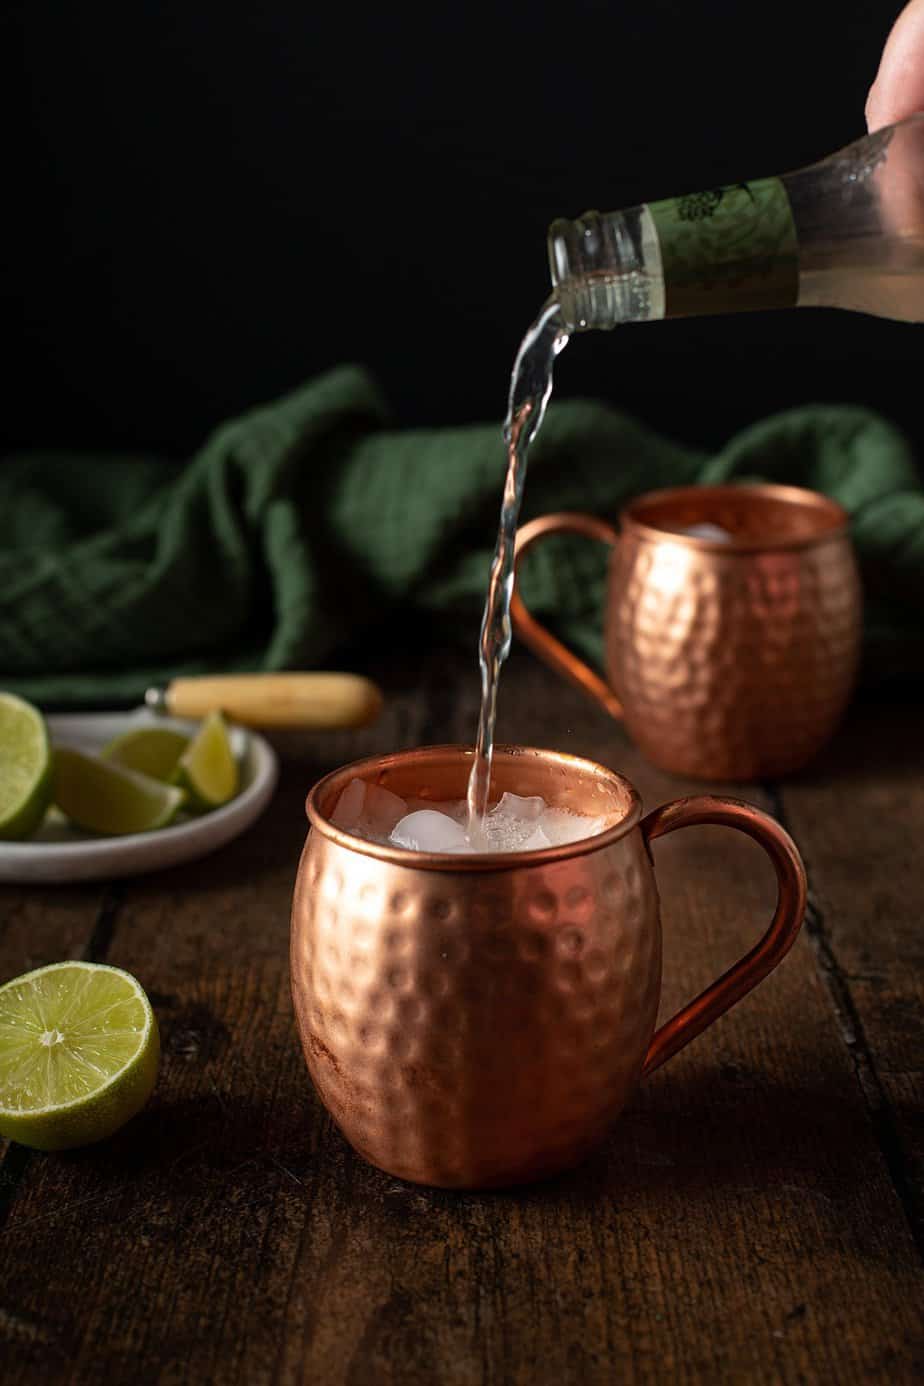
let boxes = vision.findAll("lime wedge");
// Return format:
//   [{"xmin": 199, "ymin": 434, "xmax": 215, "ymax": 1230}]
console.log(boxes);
[
  {"xmin": 53, "ymin": 747, "xmax": 186, "ymax": 835},
  {"xmin": 173, "ymin": 711, "xmax": 238, "ymax": 812},
  {"xmin": 0, "ymin": 692, "xmax": 53, "ymax": 841},
  {"xmin": 103, "ymin": 726, "xmax": 189, "ymax": 781},
  {"xmin": 0, "ymin": 961, "xmax": 160, "ymax": 1150}
]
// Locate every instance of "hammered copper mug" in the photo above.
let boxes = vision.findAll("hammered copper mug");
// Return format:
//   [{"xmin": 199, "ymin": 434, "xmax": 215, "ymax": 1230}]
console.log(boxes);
[
  {"xmin": 290, "ymin": 744, "xmax": 806, "ymax": 1189},
  {"xmin": 511, "ymin": 483, "xmax": 861, "ymax": 780}
]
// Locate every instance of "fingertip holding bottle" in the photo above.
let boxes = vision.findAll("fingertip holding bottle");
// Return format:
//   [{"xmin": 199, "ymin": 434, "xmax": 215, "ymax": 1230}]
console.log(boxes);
[{"xmin": 866, "ymin": 0, "xmax": 924, "ymax": 132}]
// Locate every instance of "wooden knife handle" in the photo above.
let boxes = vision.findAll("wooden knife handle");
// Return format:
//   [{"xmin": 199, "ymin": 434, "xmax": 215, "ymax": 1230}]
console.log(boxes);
[{"xmin": 163, "ymin": 673, "xmax": 383, "ymax": 729}]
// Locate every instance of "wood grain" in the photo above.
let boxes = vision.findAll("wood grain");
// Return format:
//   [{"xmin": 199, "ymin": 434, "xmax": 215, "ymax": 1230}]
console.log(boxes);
[
  {"xmin": 1, "ymin": 655, "xmax": 921, "ymax": 1384},
  {"xmin": 777, "ymin": 694, "xmax": 924, "ymax": 1257}
]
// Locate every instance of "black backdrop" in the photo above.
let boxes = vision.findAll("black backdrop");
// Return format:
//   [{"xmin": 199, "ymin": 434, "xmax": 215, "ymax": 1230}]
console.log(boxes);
[{"xmin": 4, "ymin": 2, "xmax": 918, "ymax": 457}]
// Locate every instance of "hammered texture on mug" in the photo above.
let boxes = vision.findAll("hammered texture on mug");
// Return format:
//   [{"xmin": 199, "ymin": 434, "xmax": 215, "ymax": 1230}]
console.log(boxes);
[
  {"xmin": 290, "ymin": 830, "xmax": 662, "ymax": 1188},
  {"xmin": 608, "ymin": 520, "xmax": 861, "ymax": 780}
]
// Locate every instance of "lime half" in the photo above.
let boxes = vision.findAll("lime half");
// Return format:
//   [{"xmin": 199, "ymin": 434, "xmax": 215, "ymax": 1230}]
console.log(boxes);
[
  {"xmin": 0, "ymin": 961, "xmax": 160, "ymax": 1150},
  {"xmin": 173, "ymin": 711, "xmax": 238, "ymax": 812},
  {"xmin": 0, "ymin": 692, "xmax": 53, "ymax": 841},
  {"xmin": 103, "ymin": 726, "xmax": 189, "ymax": 781},
  {"xmin": 53, "ymin": 747, "xmax": 186, "ymax": 835}
]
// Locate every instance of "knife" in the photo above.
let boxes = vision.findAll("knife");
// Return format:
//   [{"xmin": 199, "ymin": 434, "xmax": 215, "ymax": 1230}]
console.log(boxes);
[{"xmin": 144, "ymin": 672, "xmax": 383, "ymax": 730}]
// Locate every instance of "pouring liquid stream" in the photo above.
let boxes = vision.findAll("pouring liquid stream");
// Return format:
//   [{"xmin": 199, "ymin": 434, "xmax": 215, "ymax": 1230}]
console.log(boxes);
[{"xmin": 466, "ymin": 299, "xmax": 570, "ymax": 834}]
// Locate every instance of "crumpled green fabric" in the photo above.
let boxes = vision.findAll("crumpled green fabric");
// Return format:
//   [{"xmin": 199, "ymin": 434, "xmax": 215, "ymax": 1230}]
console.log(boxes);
[{"xmin": 1, "ymin": 365, "xmax": 922, "ymax": 707}]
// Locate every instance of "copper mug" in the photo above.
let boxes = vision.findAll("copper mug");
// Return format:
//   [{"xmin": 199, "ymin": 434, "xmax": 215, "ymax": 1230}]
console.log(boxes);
[
  {"xmin": 511, "ymin": 483, "xmax": 861, "ymax": 780},
  {"xmin": 290, "ymin": 744, "xmax": 806, "ymax": 1189}
]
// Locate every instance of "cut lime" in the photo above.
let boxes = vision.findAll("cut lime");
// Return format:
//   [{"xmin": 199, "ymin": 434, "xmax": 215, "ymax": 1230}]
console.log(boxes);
[
  {"xmin": 103, "ymin": 726, "xmax": 189, "ymax": 781},
  {"xmin": 0, "ymin": 961, "xmax": 160, "ymax": 1150},
  {"xmin": 173, "ymin": 711, "xmax": 238, "ymax": 812},
  {"xmin": 53, "ymin": 747, "xmax": 186, "ymax": 835},
  {"xmin": 0, "ymin": 692, "xmax": 53, "ymax": 841}
]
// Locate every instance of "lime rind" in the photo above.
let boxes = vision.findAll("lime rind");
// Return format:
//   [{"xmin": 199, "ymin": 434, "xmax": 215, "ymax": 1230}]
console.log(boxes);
[{"xmin": 0, "ymin": 692, "xmax": 53, "ymax": 841}]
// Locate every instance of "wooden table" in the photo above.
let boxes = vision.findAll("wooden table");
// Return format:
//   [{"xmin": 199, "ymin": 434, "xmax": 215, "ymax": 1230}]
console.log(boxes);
[{"xmin": 1, "ymin": 652, "xmax": 922, "ymax": 1384}]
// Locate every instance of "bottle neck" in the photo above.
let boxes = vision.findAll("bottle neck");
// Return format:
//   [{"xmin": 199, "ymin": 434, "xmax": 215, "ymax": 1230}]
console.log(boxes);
[
  {"xmin": 549, "ymin": 177, "xmax": 799, "ymax": 331},
  {"xmin": 549, "ymin": 117, "xmax": 924, "ymax": 330}
]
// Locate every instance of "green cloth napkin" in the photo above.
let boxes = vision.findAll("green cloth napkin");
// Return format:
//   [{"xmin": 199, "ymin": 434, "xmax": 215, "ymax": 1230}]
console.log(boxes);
[{"xmin": 2, "ymin": 365, "xmax": 922, "ymax": 707}]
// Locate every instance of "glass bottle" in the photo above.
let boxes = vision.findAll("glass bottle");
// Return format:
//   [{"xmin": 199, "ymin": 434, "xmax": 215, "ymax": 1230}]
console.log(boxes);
[{"xmin": 548, "ymin": 114, "xmax": 924, "ymax": 330}]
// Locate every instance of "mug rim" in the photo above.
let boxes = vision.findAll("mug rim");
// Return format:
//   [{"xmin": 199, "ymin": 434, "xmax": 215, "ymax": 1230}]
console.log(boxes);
[
  {"xmin": 621, "ymin": 482, "xmax": 850, "ymax": 552},
  {"xmin": 305, "ymin": 744, "xmax": 642, "ymax": 873}
]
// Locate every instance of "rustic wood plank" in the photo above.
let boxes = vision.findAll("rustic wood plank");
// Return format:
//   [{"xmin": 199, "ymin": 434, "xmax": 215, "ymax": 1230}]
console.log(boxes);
[
  {"xmin": 775, "ymin": 694, "xmax": 924, "ymax": 1255},
  {"xmin": 1, "ymin": 654, "xmax": 921, "ymax": 1384},
  {"xmin": 0, "ymin": 885, "xmax": 111, "ymax": 980}
]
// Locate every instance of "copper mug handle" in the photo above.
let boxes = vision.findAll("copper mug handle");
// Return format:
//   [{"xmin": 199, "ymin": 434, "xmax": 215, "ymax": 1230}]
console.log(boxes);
[
  {"xmin": 510, "ymin": 512, "xmax": 623, "ymax": 718},
  {"xmin": 640, "ymin": 795, "xmax": 807, "ymax": 1077}
]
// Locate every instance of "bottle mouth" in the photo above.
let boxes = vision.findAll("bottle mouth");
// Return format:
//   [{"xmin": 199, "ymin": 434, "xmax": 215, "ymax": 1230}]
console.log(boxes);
[
  {"xmin": 547, "ymin": 206, "xmax": 664, "ymax": 330},
  {"xmin": 547, "ymin": 213, "xmax": 598, "ymax": 330}
]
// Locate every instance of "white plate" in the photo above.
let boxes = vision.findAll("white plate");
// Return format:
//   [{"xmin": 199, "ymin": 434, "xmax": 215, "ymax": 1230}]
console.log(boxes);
[{"xmin": 0, "ymin": 711, "xmax": 279, "ymax": 884}]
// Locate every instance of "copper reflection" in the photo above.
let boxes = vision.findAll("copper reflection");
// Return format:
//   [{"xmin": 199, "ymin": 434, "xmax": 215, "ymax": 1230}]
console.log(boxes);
[
  {"xmin": 510, "ymin": 484, "xmax": 861, "ymax": 780},
  {"xmin": 290, "ymin": 746, "xmax": 806, "ymax": 1188}
]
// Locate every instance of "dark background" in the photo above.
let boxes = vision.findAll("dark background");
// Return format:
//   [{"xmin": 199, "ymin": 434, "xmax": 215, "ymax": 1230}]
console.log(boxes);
[{"xmin": 3, "ymin": 2, "xmax": 918, "ymax": 458}]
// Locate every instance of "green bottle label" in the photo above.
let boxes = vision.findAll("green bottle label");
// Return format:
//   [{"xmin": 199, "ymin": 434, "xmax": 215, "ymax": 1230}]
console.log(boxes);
[{"xmin": 648, "ymin": 177, "xmax": 798, "ymax": 316}]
